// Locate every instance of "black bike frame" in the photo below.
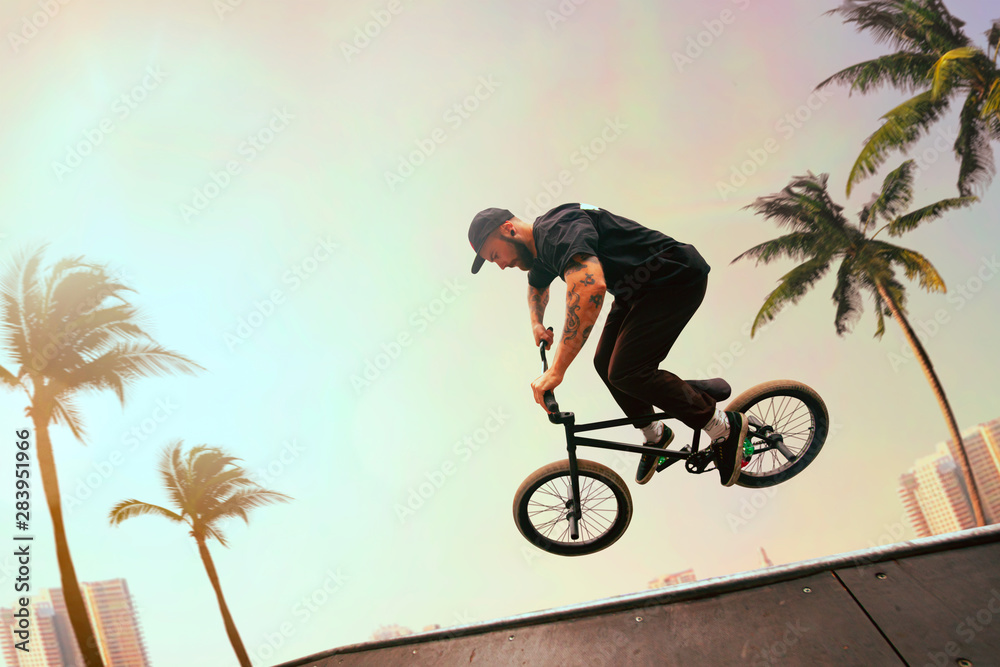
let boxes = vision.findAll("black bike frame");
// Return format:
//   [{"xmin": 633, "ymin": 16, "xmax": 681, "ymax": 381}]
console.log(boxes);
[{"xmin": 539, "ymin": 339, "xmax": 703, "ymax": 539}]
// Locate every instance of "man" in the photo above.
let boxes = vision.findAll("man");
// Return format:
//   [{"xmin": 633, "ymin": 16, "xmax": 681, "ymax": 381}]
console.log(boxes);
[{"xmin": 467, "ymin": 203, "xmax": 747, "ymax": 487}]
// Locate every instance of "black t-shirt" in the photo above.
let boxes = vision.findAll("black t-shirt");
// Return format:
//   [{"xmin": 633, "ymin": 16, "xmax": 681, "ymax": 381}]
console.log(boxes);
[{"xmin": 527, "ymin": 203, "xmax": 710, "ymax": 300}]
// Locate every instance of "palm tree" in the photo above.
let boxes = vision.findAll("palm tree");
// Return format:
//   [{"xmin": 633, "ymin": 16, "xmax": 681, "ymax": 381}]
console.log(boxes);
[
  {"xmin": 732, "ymin": 161, "xmax": 986, "ymax": 526},
  {"xmin": 0, "ymin": 247, "xmax": 202, "ymax": 666},
  {"xmin": 817, "ymin": 0, "xmax": 1000, "ymax": 196},
  {"xmin": 109, "ymin": 442, "xmax": 292, "ymax": 667}
]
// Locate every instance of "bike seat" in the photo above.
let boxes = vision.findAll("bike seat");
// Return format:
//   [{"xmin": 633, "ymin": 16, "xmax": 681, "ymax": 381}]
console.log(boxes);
[{"xmin": 685, "ymin": 378, "xmax": 731, "ymax": 401}]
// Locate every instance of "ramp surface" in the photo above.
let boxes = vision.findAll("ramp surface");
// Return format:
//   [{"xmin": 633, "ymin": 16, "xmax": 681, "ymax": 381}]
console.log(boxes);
[{"xmin": 278, "ymin": 526, "xmax": 1000, "ymax": 666}]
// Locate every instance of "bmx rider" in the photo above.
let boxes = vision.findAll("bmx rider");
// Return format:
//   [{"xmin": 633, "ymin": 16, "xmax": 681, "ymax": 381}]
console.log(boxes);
[{"xmin": 467, "ymin": 203, "xmax": 748, "ymax": 487}]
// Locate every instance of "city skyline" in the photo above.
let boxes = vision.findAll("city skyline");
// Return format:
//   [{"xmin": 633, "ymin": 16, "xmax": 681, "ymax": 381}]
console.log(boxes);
[
  {"xmin": 899, "ymin": 416, "xmax": 1000, "ymax": 537},
  {"xmin": 0, "ymin": 578, "xmax": 150, "ymax": 667}
]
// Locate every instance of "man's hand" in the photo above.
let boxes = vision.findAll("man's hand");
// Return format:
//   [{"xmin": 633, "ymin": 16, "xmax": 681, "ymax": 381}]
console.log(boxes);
[
  {"xmin": 531, "ymin": 367, "xmax": 564, "ymax": 413},
  {"xmin": 533, "ymin": 323, "xmax": 554, "ymax": 348}
]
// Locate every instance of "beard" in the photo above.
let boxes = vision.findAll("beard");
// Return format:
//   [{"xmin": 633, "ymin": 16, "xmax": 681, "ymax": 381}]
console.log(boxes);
[{"xmin": 501, "ymin": 236, "xmax": 535, "ymax": 271}]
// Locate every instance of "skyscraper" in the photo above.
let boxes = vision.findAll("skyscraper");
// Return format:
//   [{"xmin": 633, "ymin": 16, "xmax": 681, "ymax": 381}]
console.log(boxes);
[
  {"xmin": 0, "ymin": 600, "xmax": 77, "ymax": 667},
  {"xmin": 647, "ymin": 569, "xmax": 697, "ymax": 589},
  {"xmin": 898, "ymin": 443, "xmax": 976, "ymax": 537},
  {"xmin": 0, "ymin": 579, "xmax": 149, "ymax": 667},
  {"xmin": 81, "ymin": 579, "xmax": 151, "ymax": 667},
  {"xmin": 945, "ymin": 418, "xmax": 1000, "ymax": 524}
]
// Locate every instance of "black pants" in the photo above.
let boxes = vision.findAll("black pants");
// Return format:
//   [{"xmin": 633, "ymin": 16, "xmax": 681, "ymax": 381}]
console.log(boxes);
[{"xmin": 593, "ymin": 276, "xmax": 715, "ymax": 431}]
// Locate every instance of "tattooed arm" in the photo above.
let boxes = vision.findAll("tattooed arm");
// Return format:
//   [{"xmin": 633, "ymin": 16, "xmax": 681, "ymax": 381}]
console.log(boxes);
[
  {"xmin": 528, "ymin": 284, "xmax": 553, "ymax": 347},
  {"xmin": 550, "ymin": 254, "xmax": 606, "ymax": 375},
  {"xmin": 531, "ymin": 254, "xmax": 606, "ymax": 410}
]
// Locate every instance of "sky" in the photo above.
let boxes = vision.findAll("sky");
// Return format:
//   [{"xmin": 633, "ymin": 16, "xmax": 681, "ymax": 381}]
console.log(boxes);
[{"xmin": 1, "ymin": 0, "xmax": 998, "ymax": 665}]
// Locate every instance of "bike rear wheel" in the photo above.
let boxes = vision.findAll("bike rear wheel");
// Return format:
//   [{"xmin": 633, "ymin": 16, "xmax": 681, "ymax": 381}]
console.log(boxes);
[
  {"xmin": 725, "ymin": 380, "xmax": 829, "ymax": 488},
  {"xmin": 513, "ymin": 459, "xmax": 632, "ymax": 556}
]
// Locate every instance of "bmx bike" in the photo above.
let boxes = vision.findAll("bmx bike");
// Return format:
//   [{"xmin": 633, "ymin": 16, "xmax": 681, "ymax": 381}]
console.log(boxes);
[{"xmin": 513, "ymin": 336, "xmax": 829, "ymax": 556}]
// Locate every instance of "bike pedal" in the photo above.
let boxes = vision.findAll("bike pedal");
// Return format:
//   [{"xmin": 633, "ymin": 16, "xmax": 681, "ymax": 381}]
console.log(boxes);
[{"xmin": 655, "ymin": 445, "xmax": 690, "ymax": 472}]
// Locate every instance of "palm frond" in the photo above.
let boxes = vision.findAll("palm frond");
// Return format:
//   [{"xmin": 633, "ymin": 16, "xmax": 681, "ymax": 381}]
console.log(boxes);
[
  {"xmin": 869, "ymin": 240, "xmax": 947, "ymax": 292},
  {"xmin": 847, "ymin": 90, "xmax": 949, "ymax": 195},
  {"xmin": 50, "ymin": 394, "xmax": 86, "ymax": 442},
  {"xmin": 831, "ymin": 0, "xmax": 970, "ymax": 55},
  {"xmin": 873, "ymin": 275, "xmax": 909, "ymax": 338},
  {"xmin": 0, "ymin": 364, "xmax": 19, "ymax": 388},
  {"xmin": 954, "ymin": 97, "xmax": 997, "ymax": 196},
  {"xmin": 816, "ymin": 52, "xmax": 938, "ymax": 94},
  {"xmin": 207, "ymin": 488, "xmax": 293, "ymax": 526},
  {"xmin": 750, "ymin": 257, "xmax": 832, "ymax": 336},
  {"xmin": 0, "ymin": 246, "xmax": 48, "ymax": 368},
  {"xmin": 930, "ymin": 47, "xmax": 982, "ymax": 99},
  {"xmin": 743, "ymin": 171, "xmax": 853, "ymax": 242},
  {"xmin": 887, "ymin": 195, "xmax": 978, "ymax": 235},
  {"xmin": 987, "ymin": 20, "xmax": 1000, "ymax": 54},
  {"xmin": 831, "ymin": 258, "xmax": 864, "ymax": 336},
  {"xmin": 983, "ymin": 78, "xmax": 1000, "ymax": 127},
  {"xmin": 867, "ymin": 160, "xmax": 916, "ymax": 223},
  {"xmin": 730, "ymin": 232, "xmax": 823, "ymax": 266},
  {"xmin": 202, "ymin": 523, "xmax": 230, "ymax": 548},
  {"xmin": 192, "ymin": 468, "xmax": 257, "ymax": 516},
  {"xmin": 108, "ymin": 499, "xmax": 185, "ymax": 526},
  {"xmin": 62, "ymin": 341, "xmax": 203, "ymax": 405},
  {"xmin": 158, "ymin": 442, "xmax": 191, "ymax": 514}
]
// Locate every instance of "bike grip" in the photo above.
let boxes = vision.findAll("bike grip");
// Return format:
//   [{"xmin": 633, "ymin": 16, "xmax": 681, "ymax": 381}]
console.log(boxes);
[{"xmin": 543, "ymin": 390, "xmax": 559, "ymax": 414}]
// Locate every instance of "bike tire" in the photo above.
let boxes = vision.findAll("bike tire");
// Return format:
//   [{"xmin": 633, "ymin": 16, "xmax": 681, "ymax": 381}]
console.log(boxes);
[
  {"xmin": 513, "ymin": 459, "xmax": 633, "ymax": 557},
  {"xmin": 725, "ymin": 380, "xmax": 829, "ymax": 488}
]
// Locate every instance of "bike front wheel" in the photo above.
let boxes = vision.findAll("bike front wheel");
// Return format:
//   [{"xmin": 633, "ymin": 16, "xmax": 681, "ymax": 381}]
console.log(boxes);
[
  {"xmin": 513, "ymin": 459, "xmax": 632, "ymax": 557},
  {"xmin": 725, "ymin": 380, "xmax": 829, "ymax": 488}
]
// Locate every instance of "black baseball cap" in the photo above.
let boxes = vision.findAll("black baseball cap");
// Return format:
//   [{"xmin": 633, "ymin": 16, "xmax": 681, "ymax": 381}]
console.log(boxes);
[{"xmin": 468, "ymin": 207, "xmax": 514, "ymax": 274}]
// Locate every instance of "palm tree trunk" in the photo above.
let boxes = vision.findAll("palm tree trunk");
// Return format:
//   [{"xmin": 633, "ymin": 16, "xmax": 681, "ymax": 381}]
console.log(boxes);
[
  {"xmin": 31, "ymin": 404, "xmax": 107, "ymax": 667},
  {"xmin": 876, "ymin": 282, "xmax": 987, "ymax": 527},
  {"xmin": 195, "ymin": 536, "xmax": 252, "ymax": 666}
]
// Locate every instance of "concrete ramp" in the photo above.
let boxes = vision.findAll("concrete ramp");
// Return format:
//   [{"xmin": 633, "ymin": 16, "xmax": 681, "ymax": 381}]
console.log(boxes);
[{"xmin": 279, "ymin": 526, "xmax": 1000, "ymax": 666}]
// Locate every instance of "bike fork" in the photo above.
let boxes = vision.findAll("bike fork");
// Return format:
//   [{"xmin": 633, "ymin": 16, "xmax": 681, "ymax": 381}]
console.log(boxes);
[{"xmin": 563, "ymin": 419, "xmax": 583, "ymax": 541}]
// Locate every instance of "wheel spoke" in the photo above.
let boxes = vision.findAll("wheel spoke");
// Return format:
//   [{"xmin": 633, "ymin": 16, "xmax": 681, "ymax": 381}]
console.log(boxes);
[
  {"xmin": 740, "ymin": 393, "xmax": 819, "ymax": 477},
  {"xmin": 524, "ymin": 472, "xmax": 621, "ymax": 545}
]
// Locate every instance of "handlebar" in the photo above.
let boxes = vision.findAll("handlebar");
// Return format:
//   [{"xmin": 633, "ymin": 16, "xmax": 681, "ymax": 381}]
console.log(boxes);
[{"xmin": 539, "ymin": 327, "xmax": 560, "ymax": 414}]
